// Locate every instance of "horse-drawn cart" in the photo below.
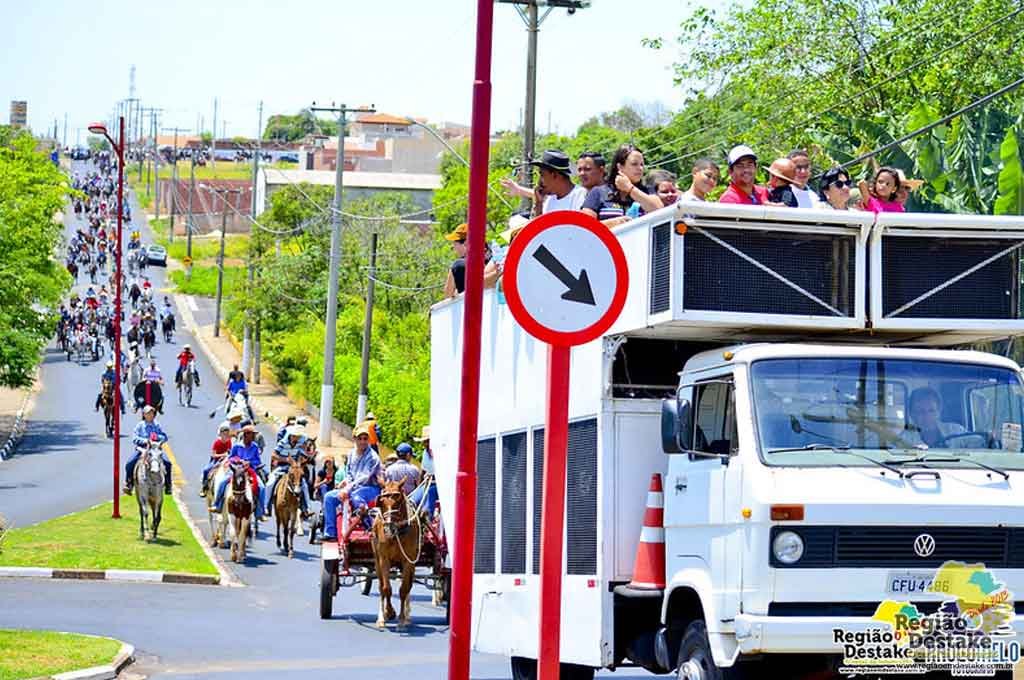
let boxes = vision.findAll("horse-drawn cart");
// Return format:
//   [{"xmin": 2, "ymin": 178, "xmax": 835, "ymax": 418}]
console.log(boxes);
[{"xmin": 319, "ymin": 487, "xmax": 450, "ymax": 625}]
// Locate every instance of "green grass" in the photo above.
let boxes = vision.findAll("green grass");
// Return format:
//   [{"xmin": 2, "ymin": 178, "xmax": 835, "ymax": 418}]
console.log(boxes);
[
  {"xmin": 169, "ymin": 265, "xmax": 245, "ymax": 298},
  {"xmin": 0, "ymin": 496, "xmax": 217, "ymax": 575},
  {"xmin": 157, "ymin": 160, "xmax": 295, "ymax": 181},
  {"xmin": 150, "ymin": 217, "xmax": 250, "ymax": 262},
  {"xmin": 127, "ymin": 174, "xmax": 153, "ymax": 209},
  {"xmin": 0, "ymin": 630, "xmax": 122, "ymax": 680}
]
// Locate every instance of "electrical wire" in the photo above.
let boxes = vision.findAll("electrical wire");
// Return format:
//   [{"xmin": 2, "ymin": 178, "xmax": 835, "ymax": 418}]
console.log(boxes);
[{"xmin": 366, "ymin": 273, "xmax": 446, "ymax": 292}]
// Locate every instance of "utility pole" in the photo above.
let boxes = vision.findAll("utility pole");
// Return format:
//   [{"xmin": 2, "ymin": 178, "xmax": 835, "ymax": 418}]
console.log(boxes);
[
  {"xmin": 498, "ymin": 0, "xmax": 590, "ymax": 210},
  {"xmin": 310, "ymin": 102, "xmax": 376, "ymax": 445},
  {"xmin": 63, "ymin": 112, "xmax": 67, "ymax": 148},
  {"xmin": 152, "ymin": 111, "xmax": 161, "ymax": 220},
  {"xmin": 208, "ymin": 187, "xmax": 242, "ymax": 337},
  {"xmin": 211, "ymin": 98, "xmax": 218, "ymax": 168},
  {"xmin": 186, "ymin": 146, "xmax": 195, "ymax": 280},
  {"xmin": 162, "ymin": 126, "xmax": 190, "ymax": 243},
  {"xmin": 242, "ymin": 100, "xmax": 263, "ymax": 377},
  {"xmin": 356, "ymin": 232, "xmax": 378, "ymax": 425}
]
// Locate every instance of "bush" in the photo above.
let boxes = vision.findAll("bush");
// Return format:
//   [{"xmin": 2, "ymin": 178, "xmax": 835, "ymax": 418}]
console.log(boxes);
[{"xmin": 169, "ymin": 266, "xmax": 245, "ymax": 297}]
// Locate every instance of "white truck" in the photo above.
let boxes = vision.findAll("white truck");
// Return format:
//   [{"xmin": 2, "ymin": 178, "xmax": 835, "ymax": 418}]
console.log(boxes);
[{"xmin": 430, "ymin": 202, "xmax": 1024, "ymax": 679}]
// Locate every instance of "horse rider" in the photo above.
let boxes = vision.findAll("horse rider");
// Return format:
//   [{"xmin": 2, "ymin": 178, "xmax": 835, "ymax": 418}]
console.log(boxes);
[
  {"xmin": 144, "ymin": 357, "xmax": 163, "ymax": 384},
  {"xmin": 124, "ymin": 405, "xmax": 172, "ymax": 495},
  {"xmin": 408, "ymin": 426, "xmax": 438, "ymax": 518},
  {"xmin": 266, "ymin": 425, "xmax": 313, "ymax": 519},
  {"xmin": 200, "ymin": 421, "xmax": 234, "ymax": 498},
  {"xmin": 224, "ymin": 364, "xmax": 251, "ymax": 417},
  {"xmin": 385, "ymin": 443, "xmax": 420, "ymax": 497},
  {"xmin": 175, "ymin": 344, "xmax": 200, "ymax": 388},
  {"xmin": 94, "ymin": 361, "xmax": 126, "ymax": 414},
  {"xmin": 128, "ymin": 280, "xmax": 141, "ymax": 308},
  {"xmin": 276, "ymin": 415, "xmax": 298, "ymax": 444},
  {"xmin": 321, "ymin": 423, "xmax": 382, "ymax": 542},
  {"xmin": 211, "ymin": 424, "xmax": 267, "ymax": 520},
  {"xmin": 359, "ymin": 412, "xmax": 382, "ymax": 454}
]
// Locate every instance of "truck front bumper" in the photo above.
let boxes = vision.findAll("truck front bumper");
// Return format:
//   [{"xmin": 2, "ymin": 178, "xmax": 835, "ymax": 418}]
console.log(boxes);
[{"xmin": 733, "ymin": 614, "xmax": 1024, "ymax": 655}]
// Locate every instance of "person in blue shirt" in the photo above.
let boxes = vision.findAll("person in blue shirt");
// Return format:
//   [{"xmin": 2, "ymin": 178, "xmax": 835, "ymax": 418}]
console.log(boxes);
[
  {"xmin": 266, "ymin": 425, "xmax": 312, "ymax": 519},
  {"xmin": 211, "ymin": 425, "xmax": 267, "ymax": 519},
  {"xmin": 322, "ymin": 423, "xmax": 382, "ymax": 542},
  {"xmin": 94, "ymin": 360, "xmax": 126, "ymax": 414},
  {"xmin": 124, "ymin": 405, "xmax": 171, "ymax": 495}
]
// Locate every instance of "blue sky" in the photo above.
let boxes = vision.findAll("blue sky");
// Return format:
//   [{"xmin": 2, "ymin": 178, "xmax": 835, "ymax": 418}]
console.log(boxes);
[{"xmin": 1, "ymin": 0, "xmax": 704, "ymax": 143}]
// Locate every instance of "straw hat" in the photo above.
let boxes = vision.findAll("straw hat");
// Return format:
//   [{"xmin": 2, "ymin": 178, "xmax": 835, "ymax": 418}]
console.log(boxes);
[
  {"xmin": 895, "ymin": 169, "xmax": 924, "ymax": 191},
  {"xmin": 414, "ymin": 425, "xmax": 431, "ymax": 442}
]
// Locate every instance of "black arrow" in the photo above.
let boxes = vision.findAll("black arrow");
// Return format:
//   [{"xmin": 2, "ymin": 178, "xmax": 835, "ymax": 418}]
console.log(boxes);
[{"xmin": 531, "ymin": 244, "xmax": 596, "ymax": 306}]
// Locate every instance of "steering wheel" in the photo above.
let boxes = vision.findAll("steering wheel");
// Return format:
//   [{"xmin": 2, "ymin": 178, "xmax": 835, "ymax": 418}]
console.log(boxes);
[{"xmin": 929, "ymin": 430, "xmax": 993, "ymax": 449}]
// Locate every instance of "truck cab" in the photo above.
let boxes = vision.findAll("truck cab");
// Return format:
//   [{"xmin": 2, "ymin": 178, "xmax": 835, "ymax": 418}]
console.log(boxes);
[{"xmin": 430, "ymin": 201, "xmax": 1024, "ymax": 678}]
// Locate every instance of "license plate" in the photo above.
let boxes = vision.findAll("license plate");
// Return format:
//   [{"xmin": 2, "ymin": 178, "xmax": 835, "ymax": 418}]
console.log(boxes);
[
  {"xmin": 886, "ymin": 571, "xmax": 950, "ymax": 596},
  {"xmin": 321, "ymin": 542, "xmax": 340, "ymax": 561}
]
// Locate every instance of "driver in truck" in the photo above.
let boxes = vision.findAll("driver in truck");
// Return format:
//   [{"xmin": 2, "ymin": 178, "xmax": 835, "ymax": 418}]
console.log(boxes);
[{"xmin": 905, "ymin": 386, "xmax": 966, "ymax": 448}]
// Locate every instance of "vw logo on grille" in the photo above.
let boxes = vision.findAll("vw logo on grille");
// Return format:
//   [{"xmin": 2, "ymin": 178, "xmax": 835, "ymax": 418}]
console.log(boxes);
[{"xmin": 914, "ymin": 533, "xmax": 936, "ymax": 558}]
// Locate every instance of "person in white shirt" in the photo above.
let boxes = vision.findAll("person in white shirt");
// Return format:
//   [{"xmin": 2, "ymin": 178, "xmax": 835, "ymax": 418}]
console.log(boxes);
[
  {"xmin": 787, "ymin": 149, "xmax": 824, "ymax": 209},
  {"xmin": 499, "ymin": 150, "xmax": 587, "ymax": 216}
]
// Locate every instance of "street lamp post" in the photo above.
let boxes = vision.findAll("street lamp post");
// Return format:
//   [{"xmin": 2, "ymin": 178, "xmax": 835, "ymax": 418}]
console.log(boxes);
[{"xmin": 88, "ymin": 117, "xmax": 125, "ymax": 520}]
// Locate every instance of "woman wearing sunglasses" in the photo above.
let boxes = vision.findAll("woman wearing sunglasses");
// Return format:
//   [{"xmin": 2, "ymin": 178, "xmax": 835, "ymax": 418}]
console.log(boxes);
[{"xmin": 819, "ymin": 166, "xmax": 854, "ymax": 210}]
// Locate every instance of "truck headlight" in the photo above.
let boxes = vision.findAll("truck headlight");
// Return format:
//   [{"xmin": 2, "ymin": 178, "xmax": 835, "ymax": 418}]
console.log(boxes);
[{"xmin": 772, "ymin": 530, "xmax": 804, "ymax": 565}]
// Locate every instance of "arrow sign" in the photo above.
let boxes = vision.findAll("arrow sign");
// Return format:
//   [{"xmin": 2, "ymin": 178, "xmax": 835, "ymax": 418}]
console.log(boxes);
[{"xmin": 531, "ymin": 244, "xmax": 595, "ymax": 306}]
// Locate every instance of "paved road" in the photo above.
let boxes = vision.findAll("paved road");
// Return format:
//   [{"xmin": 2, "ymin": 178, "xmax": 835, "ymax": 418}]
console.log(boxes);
[{"xmin": 0, "ymin": 161, "xmax": 652, "ymax": 679}]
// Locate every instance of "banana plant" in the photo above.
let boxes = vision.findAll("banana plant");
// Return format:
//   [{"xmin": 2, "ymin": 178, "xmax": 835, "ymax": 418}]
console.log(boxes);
[{"xmin": 994, "ymin": 118, "xmax": 1024, "ymax": 216}]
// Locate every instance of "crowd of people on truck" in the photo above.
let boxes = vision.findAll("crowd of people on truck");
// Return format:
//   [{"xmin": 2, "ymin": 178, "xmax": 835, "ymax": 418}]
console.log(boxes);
[{"xmin": 444, "ymin": 143, "xmax": 923, "ymax": 296}]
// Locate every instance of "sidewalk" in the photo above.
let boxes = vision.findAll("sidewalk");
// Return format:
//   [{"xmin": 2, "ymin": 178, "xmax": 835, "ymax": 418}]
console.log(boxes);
[
  {"xmin": 0, "ymin": 381, "xmax": 36, "ymax": 461},
  {"xmin": 174, "ymin": 293, "xmax": 354, "ymax": 464}
]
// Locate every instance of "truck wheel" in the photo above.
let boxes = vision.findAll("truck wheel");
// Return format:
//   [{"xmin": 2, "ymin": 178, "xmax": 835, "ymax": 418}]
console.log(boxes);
[
  {"xmin": 676, "ymin": 619, "xmax": 743, "ymax": 680},
  {"xmin": 320, "ymin": 559, "xmax": 337, "ymax": 619}
]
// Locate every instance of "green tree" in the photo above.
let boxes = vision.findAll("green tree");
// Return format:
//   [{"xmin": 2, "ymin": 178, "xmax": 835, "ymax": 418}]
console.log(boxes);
[{"xmin": 0, "ymin": 126, "xmax": 72, "ymax": 386}]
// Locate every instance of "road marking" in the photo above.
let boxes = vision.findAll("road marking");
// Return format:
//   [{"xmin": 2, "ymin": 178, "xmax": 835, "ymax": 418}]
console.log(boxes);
[
  {"xmin": 186, "ymin": 296, "xmax": 198, "ymax": 312},
  {"xmin": 158, "ymin": 653, "xmax": 448, "ymax": 674},
  {"xmin": 162, "ymin": 442, "xmax": 186, "ymax": 488}
]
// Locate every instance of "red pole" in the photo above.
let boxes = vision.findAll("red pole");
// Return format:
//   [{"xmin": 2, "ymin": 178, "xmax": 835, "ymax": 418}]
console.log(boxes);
[
  {"xmin": 448, "ymin": 1, "xmax": 494, "ymax": 678},
  {"xmin": 112, "ymin": 116, "xmax": 124, "ymax": 519},
  {"xmin": 538, "ymin": 344, "xmax": 571, "ymax": 680}
]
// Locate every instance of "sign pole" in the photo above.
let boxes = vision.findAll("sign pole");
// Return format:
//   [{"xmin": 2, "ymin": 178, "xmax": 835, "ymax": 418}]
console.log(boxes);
[
  {"xmin": 448, "ymin": 1, "xmax": 495, "ymax": 680},
  {"xmin": 539, "ymin": 343, "xmax": 571, "ymax": 680}
]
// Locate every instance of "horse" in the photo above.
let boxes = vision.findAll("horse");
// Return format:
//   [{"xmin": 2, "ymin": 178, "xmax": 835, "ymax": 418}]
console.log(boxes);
[
  {"xmin": 207, "ymin": 461, "xmax": 231, "ymax": 549},
  {"xmin": 370, "ymin": 480, "xmax": 422, "ymax": 629},
  {"xmin": 134, "ymin": 441, "xmax": 165, "ymax": 541},
  {"xmin": 274, "ymin": 460, "xmax": 304, "ymax": 558},
  {"xmin": 226, "ymin": 461, "xmax": 254, "ymax": 563},
  {"xmin": 162, "ymin": 312, "xmax": 175, "ymax": 342},
  {"xmin": 142, "ymin": 327, "xmax": 155, "ymax": 353},
  {"xmin": 178, "ymin": 360, "xmax": 195, "ymax": 407},
  {"xmin": 99, "ymin": 379, "xmax": 116, "ymax": 438}
]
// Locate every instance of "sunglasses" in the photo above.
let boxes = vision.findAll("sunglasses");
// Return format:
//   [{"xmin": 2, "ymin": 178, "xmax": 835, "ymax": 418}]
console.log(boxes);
[{"xmin": 828, "ymin": 179, "xmax": 852, "ymax": 189}]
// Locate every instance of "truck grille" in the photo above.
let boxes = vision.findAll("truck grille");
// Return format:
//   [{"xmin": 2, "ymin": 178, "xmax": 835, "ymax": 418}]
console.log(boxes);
[{"xmin": 770, "ymin": 526, "xmax": 1023, "ymax": 568}]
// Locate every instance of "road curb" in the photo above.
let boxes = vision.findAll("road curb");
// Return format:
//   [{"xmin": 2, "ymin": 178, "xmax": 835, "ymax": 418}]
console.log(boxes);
[
  {"xmin": 0, "ymin": 566, "xmax": 220, "ymax": 585},
  {"xmin": 48, "ymin": 640, "xmax": 135, "ymax": 680},
  {"xmin": 0, "ymin": 375, "xmax": 38, "ymax": 461},
  {"xmin": 166, "ymin": 472, "xmax": 243, "ymax": 588}
]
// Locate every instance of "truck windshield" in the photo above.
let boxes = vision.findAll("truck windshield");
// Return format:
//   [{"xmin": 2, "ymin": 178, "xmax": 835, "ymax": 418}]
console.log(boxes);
[{"xmin": 751, "ymin": 358, "xmax": 1024, "ymax": 470}]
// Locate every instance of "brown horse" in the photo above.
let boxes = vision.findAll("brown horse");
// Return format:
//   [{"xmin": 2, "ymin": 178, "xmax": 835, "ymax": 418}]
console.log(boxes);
[
  {"xmin": 274, "ymin": 460, "xmax": 303, "ymax": 558},
  {"xmin": 99, "ymin": 379, "xmax": 115, "ymax": 438},
  {"xmin": 227, "ymin": 462, "xmax": 253, "ymax": 563},
  {"xmin": 370, "ymin": 480, "xmax": 422, "ymax": 629}
]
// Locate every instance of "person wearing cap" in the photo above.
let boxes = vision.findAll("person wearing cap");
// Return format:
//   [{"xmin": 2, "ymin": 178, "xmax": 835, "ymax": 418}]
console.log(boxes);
[
  {"xmin": 765, "ymin": 158, "xmax": 800, "ymax": 208},
  {"xmin": 787, "ymin": 149, "xmax": 824, "ymax": 209},
  {"xmin": 321, "ymin": 423, "xmax": 382, "ymax": 542},
  {"xmin": 212, "ymin": 424, "xmax": 267, "ymax": 519},
  {"xmin": 175, "ymin": 344, "xmax": 199, "ymax": 388},
  {"xmin": 201, "ymin": 421, "xmax": 235, "ymax": 497},
  {"xmin": 95, "ymin": 360, "xmax": 127, "ymax": 415},
  {"xmin": 582, "ymin": 144, "xmax": 663, "ymax": 227},
  {"xmin": 276, "ymin": 415, "xmax": 298, "ymax": 444},
  {"xmin": 125, "ymin": 405, "xmax": 172, "ymax": 495},
  {"xmin": 718, "ymin": 145, "xmax": 771, "ymax": 206},
  {"xmin": 408, "ymin": 426, "xmax": 438, "ymax": 518},
  {"xmin": 385, "ymin": 443, "xmax": 421, "ymax": 496},
  {"xmin": 500, "ymin": 150, "xmax": 588, "ymax": 217},
  {"xmin": 267, "ymin": 425, "xmax": 312, "ymax": 519},
  {"xmin": 443, "ymin": 223, "xmax": 471, "ymax": 298}
]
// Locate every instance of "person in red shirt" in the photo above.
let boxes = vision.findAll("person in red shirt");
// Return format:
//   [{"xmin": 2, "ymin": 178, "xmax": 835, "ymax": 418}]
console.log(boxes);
[
  {"xmin": 718, "ymin": 145, "xmax": 771, "ymax": 206},
  {"xmin": 200, "ymin": 421, "xmax": 234, "ymax": 497},
  {"xmin": 175, "ymin": 344, "xmax": 200, "ymax": 387}
]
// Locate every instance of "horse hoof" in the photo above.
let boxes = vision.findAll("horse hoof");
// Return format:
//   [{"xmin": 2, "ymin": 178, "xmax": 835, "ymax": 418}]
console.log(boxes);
[
  {"xmin": 288, "ymin": 550, "xmax": 294, "ymax": 559},
  {"xmin": 376, "ymin": 620, "xmax": 386, "ymax": 629}
]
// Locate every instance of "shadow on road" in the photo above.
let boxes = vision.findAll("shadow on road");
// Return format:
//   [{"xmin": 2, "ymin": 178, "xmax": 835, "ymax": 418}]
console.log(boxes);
[
  {"xmin": 16, "ymin": 419, "xmax": 104, "ymax": 456},
  {"xmin": 337, "ymin": 612, "xmax": 449, "ymax": 637}
]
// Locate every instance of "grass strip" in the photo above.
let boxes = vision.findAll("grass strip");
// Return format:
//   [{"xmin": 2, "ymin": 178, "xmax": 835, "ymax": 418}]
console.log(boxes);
[
  {"xmin": 0, "ymin": 629, "xmax": 121, "ymax": 680},
  {"xmin": 0, "ymin": 495, "xmax": 217, "ymax": 575}
]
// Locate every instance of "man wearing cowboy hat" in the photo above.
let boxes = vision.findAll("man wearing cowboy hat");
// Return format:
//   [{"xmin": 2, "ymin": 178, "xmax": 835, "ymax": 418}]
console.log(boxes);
[
  {"xmin": 500, "ymin": 150, "xmax": 587, "ymax": 216},
  {"xmin": 174, "ymin": 343, "xmax": 199, "ymax": 388},
  {"xmin": 321, "ymin": 423, "xmax": 382, "ymax": 542},
  {"xmin": 408, "ymin": 425, "xmax": 438, "ymax": 518},
  {"xmin": 266, "ymin": 424, "xmax": 312, "ymax": 519},
  {"xmin": 95, "ymin": 360, "xmax": 126, "ymax": 414},
  {"xmin": 212, "ymin": 424, "xmax": 267, "ymax": 519},
  {"xmin": 125, "ymin": 405, "xmax": 172, "ymax": 495}
]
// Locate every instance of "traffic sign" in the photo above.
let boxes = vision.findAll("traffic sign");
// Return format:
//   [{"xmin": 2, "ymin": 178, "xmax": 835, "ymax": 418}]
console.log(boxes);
[
  {"xmin": 501, "ymin": 210, "xmax": 628, "ymax": 680},
  {"xmin": 503, "ymin": 210, "xmax": 628, "ymax": 347},
  {"xmin": 182, "ymin": 256, "xmax": 193, "ymax": 266}
]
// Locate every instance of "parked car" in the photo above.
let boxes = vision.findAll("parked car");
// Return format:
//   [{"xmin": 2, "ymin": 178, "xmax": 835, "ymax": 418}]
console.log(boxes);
[
  {"xmin": 278, "ymin": 153, "xmax": 300, "ymax": 163},
  {"xmin": 146, "ymin": 244, "xmax": 167, "ymax": 266}
]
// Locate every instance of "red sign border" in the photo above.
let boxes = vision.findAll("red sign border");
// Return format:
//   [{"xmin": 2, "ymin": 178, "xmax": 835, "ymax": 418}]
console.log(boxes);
[{"xmin": 502, "ymin": 210, "xmax": 629, "ymax": 347}]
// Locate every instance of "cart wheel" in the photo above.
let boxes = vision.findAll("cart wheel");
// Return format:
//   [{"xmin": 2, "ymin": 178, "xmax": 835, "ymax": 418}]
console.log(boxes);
[
  {"xmin": 362, "ymin": 574, "xmax": 373, "ymax": 596},
  {"xmin": 308, "ymin": 512, "xmax": 320, "ymax": 545},
  {"xmin": 320, "ymin": 559, "xmax": 338, "ymax": 619}
]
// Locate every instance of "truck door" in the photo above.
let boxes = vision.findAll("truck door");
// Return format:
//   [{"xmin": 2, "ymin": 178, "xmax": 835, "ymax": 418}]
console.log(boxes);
[{"xmin": 664, "ymin": 377, "xmax": 738, "ymax": 621}]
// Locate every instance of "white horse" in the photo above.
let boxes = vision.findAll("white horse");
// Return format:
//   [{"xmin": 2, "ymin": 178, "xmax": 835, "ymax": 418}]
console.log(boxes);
[
  {"xmin": 134, "ymin": 442, "xmax": 165, "ymax": 541},
  {"xmin": 208, "ymin": 462, "xmax": 232, "ymax": 548}
]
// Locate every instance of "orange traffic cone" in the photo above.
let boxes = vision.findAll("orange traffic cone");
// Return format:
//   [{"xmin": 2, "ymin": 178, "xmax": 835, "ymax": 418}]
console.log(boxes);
[{"xmin": 628, "ymin": 473, "xmax": 666, "ymax": 590}]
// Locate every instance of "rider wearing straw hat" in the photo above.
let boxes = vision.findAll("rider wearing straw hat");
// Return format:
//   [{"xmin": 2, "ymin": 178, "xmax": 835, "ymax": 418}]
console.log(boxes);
[
  {"xmin": 321, "ymin": 423, "xmax": 382, "ymax": 542},
  {"xmin": 124, "ymin": 405, "xmax": 172, "ymax": 495}
]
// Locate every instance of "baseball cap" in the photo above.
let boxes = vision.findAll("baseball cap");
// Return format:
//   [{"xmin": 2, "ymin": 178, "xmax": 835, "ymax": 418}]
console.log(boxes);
[
  {"xmin": 727, "ymin": 145, "xmax": 757, "ymax": 169},
  {"xmin": 396, "ymin": 442, "xmax": 413, "ymax": 456},
  {"xmin": 445, "ymin": 223, "xmax": 469, "ymax": 242}
]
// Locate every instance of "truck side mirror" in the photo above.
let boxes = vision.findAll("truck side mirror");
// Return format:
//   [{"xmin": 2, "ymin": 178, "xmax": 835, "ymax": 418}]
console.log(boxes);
[{"xmin": 661, "ymin": 397, "xmax": 691, "ymax": 453}]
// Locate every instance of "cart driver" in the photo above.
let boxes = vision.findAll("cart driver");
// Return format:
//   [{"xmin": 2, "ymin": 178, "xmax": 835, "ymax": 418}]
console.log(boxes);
[{"xmin": 321, "ymin": 423, "xmax": 381, "ymax": 542}]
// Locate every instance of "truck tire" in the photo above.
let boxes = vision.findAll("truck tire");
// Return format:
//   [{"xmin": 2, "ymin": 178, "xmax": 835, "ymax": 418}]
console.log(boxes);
[
  {"xmin": 510, "ymin": 658, "xmax": 595, "ymax": 680},
  {"xmin": 320, "ymin": 559, "xmax": 337, "ymax": 619},
  {"xmin": 676, "ymin": 620, "xmax": 750, "ymax": 680}
]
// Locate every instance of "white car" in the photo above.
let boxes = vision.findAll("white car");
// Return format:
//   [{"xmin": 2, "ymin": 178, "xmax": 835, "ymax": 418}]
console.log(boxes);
[{"xmin": 146, "ymin": 245, "xmax": 167, "ymax": 266}]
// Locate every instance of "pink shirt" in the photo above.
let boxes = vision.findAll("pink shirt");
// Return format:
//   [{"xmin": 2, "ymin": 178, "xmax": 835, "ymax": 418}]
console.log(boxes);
[
  {"xmin": 718, "ymin": 183, "xmax": 771, "ymax": 206},
  {"xmin": 866, "ymin": 196, "xmax": 904, "ymax": 213}
]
